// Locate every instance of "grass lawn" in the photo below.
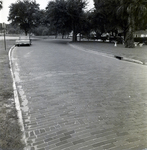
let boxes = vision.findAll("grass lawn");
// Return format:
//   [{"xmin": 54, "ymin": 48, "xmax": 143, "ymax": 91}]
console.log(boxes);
[{"xmin": 0, "ymin": 39, "xmax": 24, "ymax": 150}]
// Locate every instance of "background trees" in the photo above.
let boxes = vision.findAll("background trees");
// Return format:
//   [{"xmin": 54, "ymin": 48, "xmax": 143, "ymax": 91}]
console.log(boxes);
[
  {"xmin": 45, "ymin": 0, "xmax": 87, "ymax": 41},
  {"xmin": 46, "ymin": 0, "xmax": 71, "ymax": 38},
  {"xmin": 8, "ymin": 0, "xmax": 86, "ymax": 41},
  {"xmin": 0, "ymin": 1, "xmax": 2, "ymax": 29},
  {"xmin": 66, "ymin": 0, "xmax": 87, "ymax": 41},
  {"xmin": 8, "ymin": 0, "xmax": 40, "ymax": 35},
  {"xmin": 117, "ymin": 0, "xmax": 147, "ymax": 47},
  {"xmin": 0, "ymin": 1, "xmax": 2, "ymax": 10},
  {"xmin": 7, "ymin": 0, "xmax": 147, "ymax": 47},
  {"xmin": 94, "ymin": 0, "xmax": 147, "ymax": 48},
  {"xmin": 93, "ymin": 0, "xmax": 118, "ymax": 35}
]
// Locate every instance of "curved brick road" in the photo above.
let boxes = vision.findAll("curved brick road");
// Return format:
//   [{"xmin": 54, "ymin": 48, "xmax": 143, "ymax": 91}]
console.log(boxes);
[{"xmin": 12, "ymin": 39, "xmax": 147, "ymax": 150}]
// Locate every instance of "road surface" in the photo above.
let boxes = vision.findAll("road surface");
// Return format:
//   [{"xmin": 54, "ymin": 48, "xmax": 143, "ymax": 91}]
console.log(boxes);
[{"xmin": 12, "ymin": 39, "xmax": 147, "ymax": 150}]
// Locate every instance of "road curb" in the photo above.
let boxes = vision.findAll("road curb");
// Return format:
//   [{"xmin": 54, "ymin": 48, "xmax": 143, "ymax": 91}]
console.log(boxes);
[
  {"xmin": 122, "ymin": 57, "xmax": 144, "ymax": 65},
  {"xmin": 69, "ymin": 43, "xmax": 144, "ymax": 66},
  {"xmin": 114, "ymin": 55, "xmax": 144, "ymax": 65},
  {"xmin": 8, "ymin": 46, "xmax": 27, "ymax": 150}
]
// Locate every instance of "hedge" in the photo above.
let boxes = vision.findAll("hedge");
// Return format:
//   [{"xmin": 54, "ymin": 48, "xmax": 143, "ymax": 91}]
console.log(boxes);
[{"xmin": 134, "ymin": 37, "xmax": 147, "ymax": 44}]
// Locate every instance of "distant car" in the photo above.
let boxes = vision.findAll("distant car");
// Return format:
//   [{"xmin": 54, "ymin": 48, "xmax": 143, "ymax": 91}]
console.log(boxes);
[{"xmin": 15, "ymin": 36, "xmax": 31, "ymax": 46}]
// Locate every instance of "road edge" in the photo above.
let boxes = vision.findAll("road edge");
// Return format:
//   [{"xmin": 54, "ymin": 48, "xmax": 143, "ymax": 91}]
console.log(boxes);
[
  {"xmin": 8, "ymin": 46, "xmax": 27, "ymax": 150},
  {"xmin": 68, "ymin": 42, "xmax": 115, "ymax": 59},
  {"xmin": 69, "ymin": 43, "xmax": 144, "ymax": 65}
]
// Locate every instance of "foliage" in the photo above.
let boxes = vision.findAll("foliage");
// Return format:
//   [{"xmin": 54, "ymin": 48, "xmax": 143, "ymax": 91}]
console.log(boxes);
[
  {"xmin": 32, "ymin": 25, "xmax": 49, "ymax": 36},
  {"xmin": 79, "ymin": 11, "xmax": 92, "ymax": 39},
  {"xmin": 46, "ymin": 0, "xmax": 71, "ymax": 38},
  {"xmin": 66, "ymin": 0, "xmax": 87, "ymax": 41},
  {"xmin": 93, "ymin": 0, "xmax": 147, "ymax": 48},
  {"xmin": 7, "ymin": 0, "xmax": 147, "ymax": 47},
  {"xmin": 134, "ymin": 37, "xmax": 147, "ymax": 44},
  {"xmin": 93, "ymin": 0, "xmax": 119, "ymax": 34},
  {"xmin": 8, "ymin": 0, "xmax": 40, "ymax": 35},
  {"xmin": 0, "ymin": 1, "xmax": 2, "ymax": 10},
  {"xmin": 7, "ymin": 24, "xmax": 21, "ymax": 34},
  {"xmin": 45, "ymin": 0, "xmax": 87, "ymax": 41},
  {"xmin": 116, "ymin": 0, "xmax": 147, "ymax": 47},
  {"xmin": 0, "ymin": 0, "xmax": 2, "ymax": 23}
]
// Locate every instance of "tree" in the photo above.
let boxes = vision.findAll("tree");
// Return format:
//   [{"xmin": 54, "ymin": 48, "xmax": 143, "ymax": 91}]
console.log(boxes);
[
  {"xmin": 0, "ymin": 1, "xmax": 2, "ymax": 25},
  {"xmin": 79, "ymin": 11, "xmax": 92, "ymax": 40},
  {"xmin": 38, "ymin": 10, "xmax": 47, "ymax": 26},
  {"xmin": 8, "ymin": 0, "xmax": 40, "ymax": 35},
  {"xmin": 46, "ymin": 0, "xmax": 71, "ymax": 38},
  {"xmin": 45, "ymin": 0, "xmax": 87, "ymax": 41},
  {"xmin": 117, "ymin": 0, "xmax": 147, "ymax": 48},
  {"xmin": 0, "ymin": 1, "xmax": 2, "ymax": 10},
  {"xmin": 66, "ymin": 0, "xmax": 87, "ymax": 41},
  {"xmin": 31, "ymin": 25, "xmax": 49, "ymax": 35},
  {"xmin": 93, "ymin": 0, "xmax": 119, "ymax": 35},
  {"xmin": 94, "ymin": 0, "xmax": 147, "ymax": 48},
  {"xmin": 7, "ymin": 24, "xmax": 21, "ymax": 34}
]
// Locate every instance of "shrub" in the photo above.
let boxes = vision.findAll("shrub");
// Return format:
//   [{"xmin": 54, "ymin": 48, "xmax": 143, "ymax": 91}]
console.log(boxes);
[{"xmin": 134, "ymin": 37, "xmax": 147, "ymax": 44}]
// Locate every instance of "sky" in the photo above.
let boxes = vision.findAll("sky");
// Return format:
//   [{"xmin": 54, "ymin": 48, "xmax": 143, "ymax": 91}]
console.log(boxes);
[{"xmin": 0, "ymin": 0, "xmax": 94, "ymax": 23}]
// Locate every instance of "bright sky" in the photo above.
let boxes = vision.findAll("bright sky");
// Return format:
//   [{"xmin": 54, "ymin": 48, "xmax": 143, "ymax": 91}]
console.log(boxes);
[{"xmin": 0, "ymin": 0, "xmax": 94, "ymax": 23}]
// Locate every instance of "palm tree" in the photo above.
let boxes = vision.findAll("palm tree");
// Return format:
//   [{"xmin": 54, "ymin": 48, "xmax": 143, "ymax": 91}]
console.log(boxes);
[{"xmin": 117, "ymin": 0, "xmax": 147, "ymax": 48}]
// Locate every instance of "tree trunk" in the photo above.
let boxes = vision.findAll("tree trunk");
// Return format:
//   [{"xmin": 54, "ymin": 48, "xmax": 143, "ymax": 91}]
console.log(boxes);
[
  {"xmin": 72, "ymin": 21, "xmax": 77, "ymax": 42},
  {"xmin": 25, "ymin": 29, "xmax": 28, "ymax": 36},
  {"xmin": 79, "ymin": 33, "xmax": 82, "ymax": 41},
  {"xmin": 124, "ymin": 30, "xmax": 134, "ymax": 48},
  {"xmin": 55, "ymin": 30, "xmax": 58, "ymax": 39},
  {"xmin": 124, "ymin": 14, "xmax": 135, "ymax": 48},
  {"xmin": 62, "ymin": 34, "xmax": 64, "ymax": 39},
  {"xmin": 123, "ymin": 29, "xmax": 126, "ymax": 41},
  {"xmin": 72, "ymin": 31, "xmax": 77, "ymax": 42},
  {"xmin": 72, "ymin": 24, "xmax": 77, "ymax": 42}
]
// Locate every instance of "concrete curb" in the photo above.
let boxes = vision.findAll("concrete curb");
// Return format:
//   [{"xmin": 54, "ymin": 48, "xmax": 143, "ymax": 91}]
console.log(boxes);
[
  {"xmin": 8, "ymin": 46, "xmax": 27, "ymax": 150},
  {"xmin": 69, "ymin": 43, "xmax": 144, "ymax": 66},
  {"xmin": 122, "ymin": 57, "xmax": 144, "ymax": 65},
  {"xmin": 114, "ymin": 55, "xmax": 144, "ymax": 65}
]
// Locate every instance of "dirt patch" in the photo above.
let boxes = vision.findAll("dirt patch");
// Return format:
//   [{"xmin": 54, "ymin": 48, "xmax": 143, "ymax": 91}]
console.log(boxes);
[{"xmin": 0, "ymin": 39, "xmax": 24, "ymax": 150}]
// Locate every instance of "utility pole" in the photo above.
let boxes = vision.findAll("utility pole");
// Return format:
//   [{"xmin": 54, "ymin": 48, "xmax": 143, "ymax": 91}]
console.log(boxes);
[{"xmin": 2, "ymin": 23, "xmax": 6, "ymax": 50}]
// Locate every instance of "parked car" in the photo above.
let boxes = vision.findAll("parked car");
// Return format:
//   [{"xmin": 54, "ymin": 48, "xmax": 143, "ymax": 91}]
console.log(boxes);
[{"xmin": 15, "ymin": 36, "xmax": 31, "ymax": 46}]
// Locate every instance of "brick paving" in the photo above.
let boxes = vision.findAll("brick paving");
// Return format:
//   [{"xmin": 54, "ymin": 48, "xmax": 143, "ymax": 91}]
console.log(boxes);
[{"xmin": 11, "ymin": 39, "xmax": 147, "ymax": 150}]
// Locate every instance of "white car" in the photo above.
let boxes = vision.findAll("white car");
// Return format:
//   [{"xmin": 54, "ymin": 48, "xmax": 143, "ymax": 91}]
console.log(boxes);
[{"xmin": 15, "ymin": 36, "xmax": 31, "ymax": 46}]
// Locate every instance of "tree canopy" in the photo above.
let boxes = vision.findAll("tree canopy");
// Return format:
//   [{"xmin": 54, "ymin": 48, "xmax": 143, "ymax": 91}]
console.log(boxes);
[
  {"xmin": 45, "ymin": 0, "xmax": 87, "ymax": 41},
  {"xmin": 117, "ymin": 0, "xmax": 147, "ymax": 47},
  {"xmin": 0, "ymin": 1, "xmax": 2, "ymax": 10},
  {"xmin": 7, "ymin": 0, "xmax": 147, "ymax": 47},
  {"xmin": 93, "ymin": 0, "xmax": 118, "ymax": 34},
  {"xmin": 93, "ymin": 0, "xmax": 147, "ymax": 47},
  {"xmin": 46, "ymin": 0, "xmax": 70, "ymax": 38},
  {"xmin": 8, "ymin": 0, "xmax": 40, "ymax": 35}
]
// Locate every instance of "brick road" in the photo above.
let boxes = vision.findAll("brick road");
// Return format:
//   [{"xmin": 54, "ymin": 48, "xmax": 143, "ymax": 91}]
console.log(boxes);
[{"xmin": 11, "ymin": 39, "xmax": 147, "ymax": 150}]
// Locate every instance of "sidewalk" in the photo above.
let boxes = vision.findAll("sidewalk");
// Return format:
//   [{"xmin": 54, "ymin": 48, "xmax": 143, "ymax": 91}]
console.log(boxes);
[
  {"xmin": 70, "ymin": 41, "xmax": 147, "ymax": 65},
  {"xmin": 0, "ymin": 39, "xmax": 23, "ymax": 150}
]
